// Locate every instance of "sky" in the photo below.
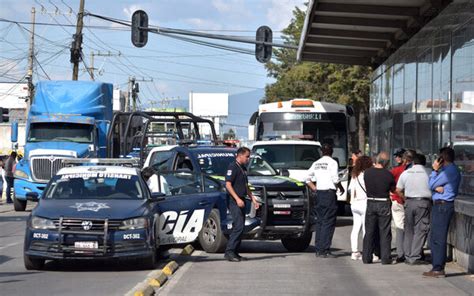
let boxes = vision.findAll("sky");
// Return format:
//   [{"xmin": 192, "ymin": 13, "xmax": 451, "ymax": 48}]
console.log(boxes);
[{"xmin": 0, "ymin": 0, "xmax": 305, "ymax": 116}]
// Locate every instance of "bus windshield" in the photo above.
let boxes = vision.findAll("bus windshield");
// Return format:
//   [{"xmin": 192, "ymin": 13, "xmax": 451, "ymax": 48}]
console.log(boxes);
[{"xmin": 257, "ymin": 112, "xmax": 348, "ymax": 167}]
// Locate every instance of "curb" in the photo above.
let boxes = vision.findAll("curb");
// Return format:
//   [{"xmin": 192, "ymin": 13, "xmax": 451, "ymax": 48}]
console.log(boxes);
[
  {"xmin": 162, "ymin": 261, "xmax": 179, "ymax": 276},
  {"xmin": 181, "ymin": 244, "xmax": 195, "ymax": 256},
  {"xmin": 131, "ymin": 245, "xmax": 192, "ymax": 296}
]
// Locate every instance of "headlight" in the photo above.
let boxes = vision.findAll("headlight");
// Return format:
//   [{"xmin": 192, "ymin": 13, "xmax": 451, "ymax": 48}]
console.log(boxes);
[
  {"xmin": 119, "ymin": 217, "xmax": 148, "ymax": 230},
  {"xmin": 14, "ymin": 169, "xmax": 29, "ymax": 180},
  {"xmin": 31, "ymin": 216, "xmax": 56, "ymax": 229}
]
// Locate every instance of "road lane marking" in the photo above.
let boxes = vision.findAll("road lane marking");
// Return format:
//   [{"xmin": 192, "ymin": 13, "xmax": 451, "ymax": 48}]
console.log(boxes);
[{"xmin": 0, "ymin": 242, "xmax": 21, "ymax": 250}]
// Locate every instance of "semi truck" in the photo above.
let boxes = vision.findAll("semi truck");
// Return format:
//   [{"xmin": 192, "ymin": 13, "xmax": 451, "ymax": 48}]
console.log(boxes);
[{"xmin": 12, "ymin": 81, "xmax": 113, "ymax": 211}]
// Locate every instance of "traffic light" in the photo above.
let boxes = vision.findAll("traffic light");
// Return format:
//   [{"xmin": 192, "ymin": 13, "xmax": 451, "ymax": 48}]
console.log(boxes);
[
  {"xmin": 255, "ymin": 26, "xmax": 272, "ymax": 63},
  {"xmin": 0, "ymin": 107, "xmax": 9, "ymax": 122},
  {"xmin": 131, "ymin": 10, "xmax": 149, "ymax": 48}
]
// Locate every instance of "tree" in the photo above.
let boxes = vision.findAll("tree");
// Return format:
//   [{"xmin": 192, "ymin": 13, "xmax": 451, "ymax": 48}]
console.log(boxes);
[{"xmin": 264, "ymin": 6, "xmax": 372, "ymax": 151}]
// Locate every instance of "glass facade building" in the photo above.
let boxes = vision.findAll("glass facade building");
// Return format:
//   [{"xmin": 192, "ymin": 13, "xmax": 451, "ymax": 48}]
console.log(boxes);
[{"xmin": 370, "ymin": 0, "xmax": 474, "ymax": 197}]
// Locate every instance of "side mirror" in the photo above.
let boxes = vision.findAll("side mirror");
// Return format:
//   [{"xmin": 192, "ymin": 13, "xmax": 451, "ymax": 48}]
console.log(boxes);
[
  {"xmin": 150, "ymin": 192, "xmax": 166, "ymax": 201},
  {"xmin": 26, "ymin": 192, "xmax": 39, "ymax": 202},
  {"xmin": 279, "ymin": 168, "xmax": 290, "ymax": 177}
]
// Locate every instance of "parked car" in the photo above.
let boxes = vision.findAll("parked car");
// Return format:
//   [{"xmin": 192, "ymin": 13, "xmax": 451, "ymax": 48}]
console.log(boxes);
[{"xmin": 23, "ymin": 162, "xmax": 221, "ymax": 270}]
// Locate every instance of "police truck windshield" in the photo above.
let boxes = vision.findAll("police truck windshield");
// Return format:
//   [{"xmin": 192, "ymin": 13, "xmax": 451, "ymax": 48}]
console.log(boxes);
[
  {"xmin": 28, "ymin": 122, "xmax": 94, "ymax": 143},
  {"xmin": 45, "ymin": 175, "xmax": 144, "ymax": 199}
]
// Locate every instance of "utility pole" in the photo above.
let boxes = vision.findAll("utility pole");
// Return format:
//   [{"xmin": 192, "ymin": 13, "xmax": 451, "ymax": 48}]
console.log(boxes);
[
  {"xmin": 88, "ymin": 51, "xmax": 121, "ymax": 80},
  {"xmin": 71, "ymin": 0, "xmax": 85, "ymax": 80},
  {"xmin": 126, "ymin": 76, "xmax": 153, "ymax": 111},
  {"xmin": 125, "ymin": 76, "xmax": 134, "ymax": 112},
  {"xmin": 26, "ymin": 7, "xmax": 35, "ymax": 112}
]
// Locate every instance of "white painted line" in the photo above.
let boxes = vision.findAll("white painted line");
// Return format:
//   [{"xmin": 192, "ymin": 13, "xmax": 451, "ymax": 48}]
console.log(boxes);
[{"xmin": 0, "ymin": 242, "xmax": 21, "ymax": 250}]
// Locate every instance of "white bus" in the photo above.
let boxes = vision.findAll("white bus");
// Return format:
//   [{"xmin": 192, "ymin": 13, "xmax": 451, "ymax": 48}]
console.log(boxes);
[{"xmin": 249, "ymin": 99, "xmax": 356, "ymax": 205}]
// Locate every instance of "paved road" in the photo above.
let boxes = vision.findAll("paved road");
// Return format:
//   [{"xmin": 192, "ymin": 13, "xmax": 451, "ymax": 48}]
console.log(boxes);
[
  {"xmin": 160, "ymin": 217, "xmax": 474, "ymax": 296},
  {"xmin": 0, "ymin": 203, "xmax": 153, "ymax": 296},
  {"xmin": 1, "ymin": 203, "xmax": 473, "ymax": 296}
]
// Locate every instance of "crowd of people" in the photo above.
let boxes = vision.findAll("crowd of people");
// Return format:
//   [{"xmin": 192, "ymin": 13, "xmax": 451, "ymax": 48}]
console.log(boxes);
[{"xmin": 306, "ymin": 145, "xmax": 461, "ymax": 278}]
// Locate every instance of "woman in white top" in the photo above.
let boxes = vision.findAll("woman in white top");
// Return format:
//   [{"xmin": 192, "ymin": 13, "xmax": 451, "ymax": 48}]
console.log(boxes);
[{"xmin": 348, "ymin": 155, "xmax": 373, "ymax": 260}]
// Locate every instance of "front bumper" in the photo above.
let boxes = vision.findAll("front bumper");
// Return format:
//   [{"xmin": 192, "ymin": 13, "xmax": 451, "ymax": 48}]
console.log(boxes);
[
  {"xmin": 14, "ymin": 178, "xmax": 47, "ymax": 200},
  {"xmin": 235, "ymin": 187, "xmax": 310, "ymax": 240},
  {"xmin": 24, "ymin": 228, "xmax": 153, "ymax": 260}
]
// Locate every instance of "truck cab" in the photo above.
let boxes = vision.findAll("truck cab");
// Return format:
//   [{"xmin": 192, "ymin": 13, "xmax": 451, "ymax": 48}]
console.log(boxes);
[{"xmin": 13, "ymin": 81, "xmax": 113, "ymax": 211}]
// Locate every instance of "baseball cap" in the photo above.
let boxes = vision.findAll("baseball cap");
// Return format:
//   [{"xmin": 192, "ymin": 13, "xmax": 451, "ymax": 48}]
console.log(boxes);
[{"xmin": 393, "ymin": 148, "xmax": 406, "ymax": 157}]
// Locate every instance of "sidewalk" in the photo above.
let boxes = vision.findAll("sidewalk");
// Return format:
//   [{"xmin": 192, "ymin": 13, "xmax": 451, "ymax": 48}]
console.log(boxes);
[{"xmin": 159, "ymin": 217, "xmax": 474, "ymax": 296}]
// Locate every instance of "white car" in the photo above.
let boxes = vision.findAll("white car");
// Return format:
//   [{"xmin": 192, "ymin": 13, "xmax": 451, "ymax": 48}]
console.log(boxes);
[
  {"xmin": 251, "ymin": 140, "xmax": 322, "ymax": 181},
  {"xmin": 251, "ymin": 140, "xmax": 349, "ymax": 204}
]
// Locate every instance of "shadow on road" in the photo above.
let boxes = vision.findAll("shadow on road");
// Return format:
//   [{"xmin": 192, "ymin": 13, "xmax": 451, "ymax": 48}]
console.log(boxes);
[
  {"xmin": 41, "ymin": 258, "xmax": 163, "ymax": 272},
  {"xmin": 191, "ymin": 253, "xmax": 301, "ymax": 263}
]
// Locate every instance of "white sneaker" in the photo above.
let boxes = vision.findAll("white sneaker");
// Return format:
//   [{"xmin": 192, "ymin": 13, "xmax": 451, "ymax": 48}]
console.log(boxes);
[
  {"xmin": 372, "ymin": 254, "xmax": 381, "ymax": 263},
  {"xmin": 351, "ymin": 252, "xmax": 362, "ymax": 260}
]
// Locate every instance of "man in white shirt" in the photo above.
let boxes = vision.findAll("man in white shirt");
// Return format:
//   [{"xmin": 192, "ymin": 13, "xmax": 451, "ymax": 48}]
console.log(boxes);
[
  {"xmin": 396, "ymin": 153, "xmax": 431, "ymax": 265},
  {"xmin": 306, "ymin": 143, "xmax": 344, "ymax": 258}
]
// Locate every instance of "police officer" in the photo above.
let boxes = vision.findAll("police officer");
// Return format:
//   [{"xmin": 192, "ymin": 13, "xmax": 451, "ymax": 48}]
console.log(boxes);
[
  {"xmin": 306, "ymin": 144, "xmax": 344, "ymax": 258},
  {"xmin": 396, "ymin": 153, "xmax": 431, "ymax": 265},
  {"xmin": 224, "ymin": 147, "xmax": 259, "ymax": 262}
]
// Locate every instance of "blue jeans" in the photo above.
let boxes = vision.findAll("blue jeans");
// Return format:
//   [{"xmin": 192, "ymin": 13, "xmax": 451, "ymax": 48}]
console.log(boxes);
[
  {"xmin": 225, "ymin": 198, "xmax": 245, "ymax": 255},
  {"xmin": 5, "ymin": 176, "xmax": 14, "ymax": 203},
  {"xmin": 430, "ymin": 202, "xmax": 454, "ymax": 271},
  {"xmin": 314, "ymin": 190, "xmax": 337, "ymax": 253}
]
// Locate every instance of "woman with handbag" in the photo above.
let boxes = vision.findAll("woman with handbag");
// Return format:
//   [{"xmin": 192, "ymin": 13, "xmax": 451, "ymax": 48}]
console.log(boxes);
[{"xmin": 348, "ymin": 156, "xmax": 373, "ymax": 260}]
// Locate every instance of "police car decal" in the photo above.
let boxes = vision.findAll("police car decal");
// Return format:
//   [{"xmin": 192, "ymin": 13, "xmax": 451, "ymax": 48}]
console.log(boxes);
[
  {"xmin": 197, "ymin": 152, "xmax": 235, "ymax": 159},
  {"xmin": 61, "ymin": 172, "xmax": 132, "ymax": 179},
  {"xmin": 158, "ymin": 209, "xmax": 205, "ymax": 245},
  {"xmin": 70, "ymin": 202, "xmax": 110, "ymax": 212}
]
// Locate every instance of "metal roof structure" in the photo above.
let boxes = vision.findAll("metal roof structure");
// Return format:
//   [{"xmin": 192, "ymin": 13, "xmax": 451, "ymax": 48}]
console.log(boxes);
[{"xmin": 297, "ymin": 0, "xmax": 453, "ymax": 67}]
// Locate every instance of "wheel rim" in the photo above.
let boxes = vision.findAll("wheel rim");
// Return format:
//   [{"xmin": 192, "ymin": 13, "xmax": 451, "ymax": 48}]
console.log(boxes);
[{"xmin": 203, "ymin": 217, "xmax": 218, "ymax": 245}]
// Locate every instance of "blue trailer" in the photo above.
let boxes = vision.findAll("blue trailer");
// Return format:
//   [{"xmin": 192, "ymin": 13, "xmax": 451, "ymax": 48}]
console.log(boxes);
[{"xmin": 13, "ymin": 81, "xmax": 113, "ymax": 211}]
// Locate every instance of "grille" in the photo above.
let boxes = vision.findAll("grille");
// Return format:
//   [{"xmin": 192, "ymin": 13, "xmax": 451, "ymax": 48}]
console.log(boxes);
[
  {"xmin": 266, "ymin": 190, "xmax": 304, "ymax": 199},
  {"xmin": 31, "ymin": 157, "xmax": 71, "ymax": 182},
  {"xmin": 53, "ymin": 218, "xmax": 122, "ymax": 231}
]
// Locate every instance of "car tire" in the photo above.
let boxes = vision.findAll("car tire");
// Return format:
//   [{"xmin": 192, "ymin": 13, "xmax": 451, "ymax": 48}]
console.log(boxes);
[
  {"xmin": 281, "ymin": 231, "xmax": 312, "ymax": 252},
  {"xmin": 14, "ymin": 197, "xmax": 27, "ymax": 212},
  {"xmin": 198, "ymin": 209, "xmax": 227, "ymax": 253},
  {"xmin": 24, "ymin": 254, "xmax": 45, "ymax": 270}
]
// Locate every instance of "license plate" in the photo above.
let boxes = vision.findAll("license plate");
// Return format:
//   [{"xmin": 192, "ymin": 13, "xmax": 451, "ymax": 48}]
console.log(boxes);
[
  {"xmin": 273, "ymin": 204, "xmax": 291, "ymax": 208},
  {"xmin": 273, "ymin": 210, "xmax": 291, "ymax": 215},
  {"xmin": 74, "ymin": 241, "xmax": 98, "ymax": 249}
]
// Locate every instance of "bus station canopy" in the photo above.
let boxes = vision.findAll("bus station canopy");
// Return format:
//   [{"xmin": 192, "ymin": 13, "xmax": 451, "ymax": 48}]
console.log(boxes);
[{"xmin": 297, "ymin": 0, "xmax": 453, "ymax": 67}]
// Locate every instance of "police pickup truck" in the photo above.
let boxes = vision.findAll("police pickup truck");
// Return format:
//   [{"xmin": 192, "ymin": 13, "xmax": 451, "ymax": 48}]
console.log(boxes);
[
  {"xmin": 144, "ymin": 145, "xmax": 312, "ymax": 253},
  {"xmin": 23, "ymin": 160, "xmax": 222, "ymax": 270}
]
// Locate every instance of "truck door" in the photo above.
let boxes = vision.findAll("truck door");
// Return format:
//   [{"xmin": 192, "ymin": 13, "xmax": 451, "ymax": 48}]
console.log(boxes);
[{"xmin": 156, "ymin": 172, "xmax": 221, "ymax": 245}]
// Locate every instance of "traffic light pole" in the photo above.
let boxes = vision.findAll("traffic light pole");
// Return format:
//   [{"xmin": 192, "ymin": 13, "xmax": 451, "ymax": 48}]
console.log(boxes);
[{"xmin": 145, "ymin": 26, "xmax": 298, "ymax": 49}]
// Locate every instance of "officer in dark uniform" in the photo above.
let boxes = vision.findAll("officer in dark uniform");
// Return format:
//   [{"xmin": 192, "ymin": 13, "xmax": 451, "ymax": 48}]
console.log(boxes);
[{"xmin": 224, "ymin": 147, "xmax": 259, "ymax": 262}]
